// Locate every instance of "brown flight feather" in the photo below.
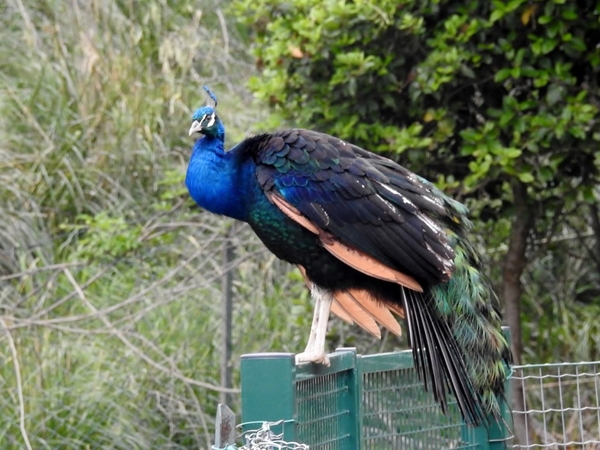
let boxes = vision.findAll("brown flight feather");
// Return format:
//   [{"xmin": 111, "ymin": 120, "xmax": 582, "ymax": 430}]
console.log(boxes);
[
  {"xmin": 299, "ymin": 264, "xmax": 366, "ymax": 326},
  {"xmin": 346, "ymin": 289, "xmax": 402, "ymax": 336},
  {"xmin": 269, "ymin": 193, "xmax": 320, "ymax": 234},
  {"xmin": 323, "ymin": 239, "xmax": 423, "ymax": 292},
  {"xmin": 333, "ymin": 292, "xmax": 381, "ymax": 338},
  {"xmin": 331, "ymin": 300, "xmax": 355, "ymax": 324}
]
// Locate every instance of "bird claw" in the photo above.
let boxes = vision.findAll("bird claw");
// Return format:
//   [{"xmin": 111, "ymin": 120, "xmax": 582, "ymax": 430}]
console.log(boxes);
[{"xmin": 295, "ymin": 352, "xmax": 330, "ymax": 366}]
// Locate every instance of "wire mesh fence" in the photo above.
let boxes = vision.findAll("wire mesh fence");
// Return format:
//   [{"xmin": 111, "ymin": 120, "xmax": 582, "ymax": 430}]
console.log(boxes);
[
  {"xmin": 239, "ymin": 351, "xmax": 600, "ymax": 449},
  {"xmin": 296, "ymin": 371, "xmax": 355, "ymax": 449},
  {"xmin": 361, "ymin": 364, "xmax": 476, "ymax": 449},
  {"xmin": 511, "ymin": 361, "xmax": 600, "ymax": 449}
]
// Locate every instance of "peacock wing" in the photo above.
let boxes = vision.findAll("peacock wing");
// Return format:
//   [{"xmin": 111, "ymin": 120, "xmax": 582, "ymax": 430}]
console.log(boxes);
[{"xmin": 247, "ymin": 128, "xmax": 458, "ymax": 287}]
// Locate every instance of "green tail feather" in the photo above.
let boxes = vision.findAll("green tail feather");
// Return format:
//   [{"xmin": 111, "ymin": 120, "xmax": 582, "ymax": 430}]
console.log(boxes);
[
  {"xmin": 417, "ymin": 183, "xmax": 511, "ymax": 419},
  {"xmin": 432, "ymin": 217, "xmax": 511, "ymax": 418}
]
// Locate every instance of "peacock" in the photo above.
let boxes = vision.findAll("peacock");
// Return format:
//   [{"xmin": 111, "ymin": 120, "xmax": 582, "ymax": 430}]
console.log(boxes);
[{"xmin": 185, "ymin": 87, "xmax": 510, "ymax": 426}]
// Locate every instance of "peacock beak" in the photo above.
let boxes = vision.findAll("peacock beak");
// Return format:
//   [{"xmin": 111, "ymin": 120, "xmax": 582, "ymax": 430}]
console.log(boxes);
[{"xmin": 189, "ymin": 120, "xmax": 203, "ymax": 136}]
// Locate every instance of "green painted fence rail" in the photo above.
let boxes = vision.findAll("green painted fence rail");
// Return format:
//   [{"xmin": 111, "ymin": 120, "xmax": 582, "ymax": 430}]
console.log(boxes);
[{"xmin": 240, "ymin": 346, "xmax": 511, "ymax": 450}]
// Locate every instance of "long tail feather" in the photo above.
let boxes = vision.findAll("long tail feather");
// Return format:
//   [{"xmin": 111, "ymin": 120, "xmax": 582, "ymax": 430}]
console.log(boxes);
[
  {"xmin": 403, "ymin": 287, "xmax": 487, "ymax": 425},
  {"xmin": 401, "ymin": 223, "xmax": 511, "ymax": 425}
]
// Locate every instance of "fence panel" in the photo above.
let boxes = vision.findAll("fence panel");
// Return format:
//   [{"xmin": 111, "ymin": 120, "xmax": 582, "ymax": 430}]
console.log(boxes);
[
  {"xmin": 360, "ymin": 351, "xmax": 478, "ymax": 449},
  {"xmin": 240, "ymin": 348, "xmax": 510, "ymax": 449}
]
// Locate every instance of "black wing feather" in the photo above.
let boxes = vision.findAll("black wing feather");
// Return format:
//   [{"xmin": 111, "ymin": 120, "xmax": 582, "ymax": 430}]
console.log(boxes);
[{"xmin": 403, "ymin": 288, "xmax": 486, "ymax": 425}]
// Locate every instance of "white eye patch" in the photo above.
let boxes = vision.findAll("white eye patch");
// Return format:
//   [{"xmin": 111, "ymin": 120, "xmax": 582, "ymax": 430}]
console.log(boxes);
[{"xmin": 203, "ymin": 113, "xmax": 216, "ymax": 128}]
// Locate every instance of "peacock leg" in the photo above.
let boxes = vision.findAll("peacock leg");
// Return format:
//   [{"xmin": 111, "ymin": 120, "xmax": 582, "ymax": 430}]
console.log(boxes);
[{"xmin": 295, "ymin": 285, "xmax": 332, "ymax": 366}]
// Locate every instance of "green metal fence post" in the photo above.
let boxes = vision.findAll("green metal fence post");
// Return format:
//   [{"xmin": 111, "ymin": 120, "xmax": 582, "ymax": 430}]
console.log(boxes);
[
  {"xmin": 461, "ymin": 390, "xmax": 510, "ymax": 449},
  {"xmin": 335, "ymin": 347, "xmax": 363, "ymax": 448},
  {"xmin": 495, "ymin": 326, "xmax": 512, "ymax": 449},
  {"xmin": 240, "ymin": 353, "xmax": 297, "ymax": 442},
  {"xmin": 462, "ymin": 420, "xmax": 490, "ymax": 449},
  {"xmin": 463, "ymin": 397, "xmax": 510, "ymax": 449}
]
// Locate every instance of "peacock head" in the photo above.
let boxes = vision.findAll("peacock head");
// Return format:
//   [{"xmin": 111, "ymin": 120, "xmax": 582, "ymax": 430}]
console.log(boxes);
[{"xmin": 189, "ymin": 86, "xmax": 222, "ymax": 139}]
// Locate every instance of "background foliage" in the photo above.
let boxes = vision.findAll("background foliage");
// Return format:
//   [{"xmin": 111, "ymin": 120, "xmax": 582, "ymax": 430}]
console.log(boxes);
[{"xmin": 1, "ymin": 0, "xmax": 599, "ymax": 448}]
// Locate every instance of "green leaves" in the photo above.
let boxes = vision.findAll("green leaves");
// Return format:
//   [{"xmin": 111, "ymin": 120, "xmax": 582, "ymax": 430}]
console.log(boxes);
[
  {"xmin": 236, "ymin": 0, "xmax": 600, "ymax": 223},
  {"xmin": 331, "ymin": 51, "xmax": 387, "ymax": 87},
  {"xmin": 517, "ymin": 172, "xmax": 535, "ymax": 183},
  {"xmin": 490, "ymin": 0, "xmax": 528, "ymax": 23}
]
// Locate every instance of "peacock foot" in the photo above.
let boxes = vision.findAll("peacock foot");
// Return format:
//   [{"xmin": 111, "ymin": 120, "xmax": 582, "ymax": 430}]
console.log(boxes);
[{"xmin": 295, "ymin": 351, "xmax": 330, "ymax": 366}]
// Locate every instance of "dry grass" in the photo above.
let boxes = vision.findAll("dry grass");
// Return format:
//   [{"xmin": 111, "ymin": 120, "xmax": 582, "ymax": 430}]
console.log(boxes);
[{"xmin": 0, "ymin": 1, "xmax": 307, "ymax": 448}]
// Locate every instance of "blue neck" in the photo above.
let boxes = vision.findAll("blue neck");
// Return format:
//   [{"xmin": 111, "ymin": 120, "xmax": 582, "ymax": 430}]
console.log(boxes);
[{"xmin": 185, "ymin": 132, "xmax": 251, "ymax": 221}]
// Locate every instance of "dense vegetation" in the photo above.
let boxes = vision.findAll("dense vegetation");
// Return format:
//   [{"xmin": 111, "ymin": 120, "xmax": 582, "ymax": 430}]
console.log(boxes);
[{"xmin": 1, "ymin": 0, "xmax": 599, "ymax": 448}]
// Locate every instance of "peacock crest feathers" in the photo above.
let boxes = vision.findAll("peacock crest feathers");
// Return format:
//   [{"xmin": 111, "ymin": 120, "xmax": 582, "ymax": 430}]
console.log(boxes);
[{"xmin": 189, "ymin": 86, "xmax": 222, "ymax": 139}]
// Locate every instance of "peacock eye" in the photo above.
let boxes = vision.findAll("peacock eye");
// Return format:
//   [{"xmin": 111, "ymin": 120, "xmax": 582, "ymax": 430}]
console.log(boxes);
[{"xmin": 201, "ymin": 113, "xmax": 216, "ymax": 128}]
